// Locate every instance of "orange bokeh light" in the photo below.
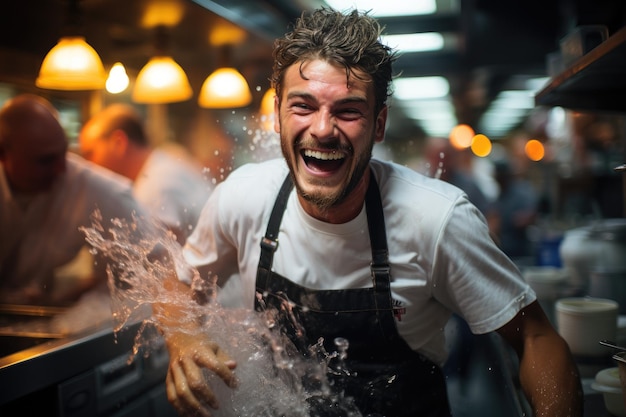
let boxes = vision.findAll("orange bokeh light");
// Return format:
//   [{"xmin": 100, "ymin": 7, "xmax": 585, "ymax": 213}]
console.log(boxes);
[
  {"xmin": 525, "ymin": 139, "xmax": 545, "ymax": 161},
  {"xmin": 449, "ymin": 124, "xmax": 475, "ymax": 149},
  {"xmin": 471, "ymin": 134, "xmax": 492, "ymax": 157}
]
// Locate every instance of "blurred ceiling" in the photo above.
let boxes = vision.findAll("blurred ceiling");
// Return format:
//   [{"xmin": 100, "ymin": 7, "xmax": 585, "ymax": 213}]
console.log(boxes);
[{"xmin": 0, "ymin": 0, "xmax": 625, "ymax": 142}]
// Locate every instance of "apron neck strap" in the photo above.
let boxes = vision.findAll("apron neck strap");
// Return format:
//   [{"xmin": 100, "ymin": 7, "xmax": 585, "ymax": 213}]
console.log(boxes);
[
  {"xmin": 258, "ymin": 170, "xmax": 392, "ymax": 288},
  {"xmin": 365, "ymin": 172, "xmax": 392, "ymax": 291}
]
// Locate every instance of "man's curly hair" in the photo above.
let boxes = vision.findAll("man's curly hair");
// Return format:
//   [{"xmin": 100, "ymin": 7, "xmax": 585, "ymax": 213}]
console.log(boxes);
[{"xmin": 271, "ymin": 7, "xmax": 397, "ymax": 115}]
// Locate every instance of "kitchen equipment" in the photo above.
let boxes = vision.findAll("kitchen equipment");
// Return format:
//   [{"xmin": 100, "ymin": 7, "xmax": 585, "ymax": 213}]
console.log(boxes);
[
  {"xmin": 560, "ymin": 219, "xmax": 626, "ymax": 293},
  {"xmin": 0, "ymin": 318, "xmax": 175, "ymax": 417},
  {"xmin": 556, "ymin": 297, "xmax": 619, "ymax": 357},
  {"xmin": 600, "ymin": 340, "xmax": 626, "ymax": 351},
  {"xmin": 592, "ymin": 367, "xmax": 626, "ymax": 416},
  {"xmin": 590, "ymin": 269, "xmax": 626, "ymax": 314}
]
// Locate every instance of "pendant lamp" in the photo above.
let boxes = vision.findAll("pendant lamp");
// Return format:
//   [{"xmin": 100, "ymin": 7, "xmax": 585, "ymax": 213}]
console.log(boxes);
[
  {"xmin": 133, "ymin": 56, "xmax": 192, "ymax": 103},
  {"xmin": 198, "ymin": 68, "xmax": 252, "ymax": 108},
  {"xmin": 198, "ymin": 45, "xmax": 251, "ymax": 109},
  {"xmin": 132, "ymin": 25, "xmax": 192, "ymax": 104},
  {"xmin": 36, "ymin": 0, "xmax": 106, "ymax": 90}
]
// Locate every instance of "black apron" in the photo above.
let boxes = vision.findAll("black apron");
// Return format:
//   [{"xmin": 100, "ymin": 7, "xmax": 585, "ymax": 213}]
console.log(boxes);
[{"xmin": 255, "ymin": 173, "xmax": 451, "ymax": 417}]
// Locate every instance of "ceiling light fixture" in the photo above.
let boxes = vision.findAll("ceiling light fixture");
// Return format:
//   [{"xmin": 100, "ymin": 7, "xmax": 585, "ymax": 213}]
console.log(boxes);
[
  {"xmin": 198, "ymin": 45, "xmax": 251, "ymax": 109},
  {"xmin": 395, "ymin": 77, "xmax": 455, "ymax": 138},
  {"xmin": 133, "ymin": 56, "xmax": 192, "ymax": 103},
  {"xmin": 198, "ymin": 68, "xmax": 252, "ymax": 108},
  {"xmin": 36, "ymin": 0, "xmax": 106, "ymax": 90},
  {"xmin": 132, "ymin": 25, "xmax": 192, "ymax": 104},
  {"xmin": 323, "ymin": 0, "xmax": 436, "ymax": 17},
  {"xmin": 393, "ymin": 76, "xmax": 450, "ymax": 100},
  {"xmin": 478, "ymin": 90, "xmax": 536, "ymax": 138},
  {"xmin": 381, "ymin": 33, "xmax": 444, "ymax": 53}
]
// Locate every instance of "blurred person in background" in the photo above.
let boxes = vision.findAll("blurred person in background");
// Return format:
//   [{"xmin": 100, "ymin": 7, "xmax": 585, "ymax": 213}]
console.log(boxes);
[
  {"xmin": 488, "ymin": 158, "xmax": 540, "ymax": 260},
  {"xmin": 0, "ymin": 94, "xmax": 147, "ymax": 306},
  {"xmin": 421, "ymin": 136, "xmax": 493, "ymax": 218},
  {"xmin": 79, "ymin": 103, "xmax": 213, "ymax": 245}
]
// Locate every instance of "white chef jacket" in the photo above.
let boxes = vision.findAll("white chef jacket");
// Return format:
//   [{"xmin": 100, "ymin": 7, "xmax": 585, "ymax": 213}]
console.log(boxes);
[
  {"xmin": 133, "ymin": 148, "xmax": 212, "ymax": 242},
  {"xmin": 0, "ymin": 153, "xmax": 145, "ymax": 304}
]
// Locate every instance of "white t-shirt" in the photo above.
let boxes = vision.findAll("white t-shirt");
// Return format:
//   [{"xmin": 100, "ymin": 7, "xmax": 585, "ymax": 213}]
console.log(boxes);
[
  {"xmin": 0, "ymin": 153, "xmax": 145, "ymax": 303},
  {"xmin": 183, "ymin": 158, "xmax": 535, "ymax": 364},
  {"xmin": 134, "ymin": 148, "xmax": 213, "ymax": 241}
]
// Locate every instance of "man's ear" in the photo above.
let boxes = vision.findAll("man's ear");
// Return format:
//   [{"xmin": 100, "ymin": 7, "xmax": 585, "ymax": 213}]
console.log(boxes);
[
  {"xmin": 374, "ymin": 105, "xmax": 388, "ymax": 143},
  {"xmin": 273, "ymin": 95, "xmax": 280, "ymax": 134}
]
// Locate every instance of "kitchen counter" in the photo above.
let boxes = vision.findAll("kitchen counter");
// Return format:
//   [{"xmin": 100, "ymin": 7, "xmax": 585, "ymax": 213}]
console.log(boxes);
[
  {"xmin": 0, "ymin": 321, "xmax": 139, "ymax": 404},
  {"xmin": 0, "ymin": 319, "xmax": 175, "ymax": 416}
]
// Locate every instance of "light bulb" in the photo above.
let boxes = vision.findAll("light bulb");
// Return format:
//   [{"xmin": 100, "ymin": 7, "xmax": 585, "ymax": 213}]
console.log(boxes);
[{"xmin": 106, "ymin": 62, "xmax": 129, "ymax": 94}]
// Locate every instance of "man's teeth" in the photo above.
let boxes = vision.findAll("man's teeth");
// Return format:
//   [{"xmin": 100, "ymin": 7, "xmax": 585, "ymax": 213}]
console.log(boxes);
[{"xmin": 303, "ymin": 149, "xmax": 344, "ymax": 161}]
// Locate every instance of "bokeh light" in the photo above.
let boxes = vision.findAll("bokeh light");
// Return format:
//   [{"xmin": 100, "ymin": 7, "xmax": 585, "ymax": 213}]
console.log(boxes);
[
  {"xmin": 525, "ymin": 139, "xmax": 545, "ymax": 161},
  {"xmin": 471, "ymin": 134, "xmax": 492, "ymax": 157},
  {"xmin": 449, "ymin": 124, "xmax": 474, "ymax": 149}
]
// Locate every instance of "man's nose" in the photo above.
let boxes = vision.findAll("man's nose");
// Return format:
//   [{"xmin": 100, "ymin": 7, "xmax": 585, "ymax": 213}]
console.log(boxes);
[{"xmin": 310, "ymin": 110, "xmax": 336, "ymax": 141}]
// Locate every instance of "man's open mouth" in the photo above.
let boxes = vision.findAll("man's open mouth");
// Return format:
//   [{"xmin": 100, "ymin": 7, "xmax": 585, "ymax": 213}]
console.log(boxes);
[{"xmin": 302, "ymin": 149, "xmax": 346, "ymax": 172}]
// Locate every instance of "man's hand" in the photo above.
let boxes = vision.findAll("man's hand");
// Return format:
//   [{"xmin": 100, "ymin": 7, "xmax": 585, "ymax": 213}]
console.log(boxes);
[{"xmin": 165, "ymin": 330, "xmax": 238, "ymax": 417}]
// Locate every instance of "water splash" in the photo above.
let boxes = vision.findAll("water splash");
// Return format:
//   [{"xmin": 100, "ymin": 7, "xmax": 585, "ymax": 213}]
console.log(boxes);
[{"xmin": 81, "ymin": 211, "xmax": 363, "ymax": 417}]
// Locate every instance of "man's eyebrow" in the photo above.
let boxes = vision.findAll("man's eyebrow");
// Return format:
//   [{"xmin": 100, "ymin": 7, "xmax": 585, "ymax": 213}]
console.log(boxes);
[
  {"xmin": 286, "ymin": 91, "xmax": 368, "ymax": 105},
  {"xmin": 286, "ymin": 91, "xmax": 315, "ymax": 101},
  {"xmin": 335, "ymin": 96, "xmax": 368, "ymax": 106}
]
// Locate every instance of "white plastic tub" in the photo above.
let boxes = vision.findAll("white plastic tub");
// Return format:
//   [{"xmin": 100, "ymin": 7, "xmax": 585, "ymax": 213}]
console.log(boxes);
[{"xmin": 592, "ymin": 367, "xmax": 626, "ymax": 417}]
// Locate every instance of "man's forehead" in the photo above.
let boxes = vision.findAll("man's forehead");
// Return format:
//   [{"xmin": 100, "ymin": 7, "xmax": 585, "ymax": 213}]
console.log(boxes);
[
  {"xmin": 285, "ymin": 60, "xmax": 373, "ymax": 95},
  {"xmin": 299, "ymin": 59, "xmax": 368, "ymax": 78}
]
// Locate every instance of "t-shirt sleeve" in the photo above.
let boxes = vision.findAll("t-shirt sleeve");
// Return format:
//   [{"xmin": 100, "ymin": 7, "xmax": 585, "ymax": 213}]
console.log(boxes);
[{"xmin": 430, "ymin": 194, "xmax": 536, "ymax": 334}]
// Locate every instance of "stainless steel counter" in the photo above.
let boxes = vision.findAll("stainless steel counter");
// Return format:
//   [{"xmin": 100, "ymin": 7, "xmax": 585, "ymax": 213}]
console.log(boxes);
[{"xmin": 0, "ymin": 320, "xmax": 175, "ymax": 416}]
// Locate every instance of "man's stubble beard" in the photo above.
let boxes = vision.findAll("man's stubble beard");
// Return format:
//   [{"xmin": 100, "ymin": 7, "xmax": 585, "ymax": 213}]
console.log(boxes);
[{"xmin": 280, "ymin": 133, "xmax": 374, "ymax": 213}]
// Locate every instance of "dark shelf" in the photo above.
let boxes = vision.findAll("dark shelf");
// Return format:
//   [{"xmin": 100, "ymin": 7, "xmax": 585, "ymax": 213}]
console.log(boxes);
[{"xmin": 535, "ymin": 26, "xmax": 626, "ymax": 112}]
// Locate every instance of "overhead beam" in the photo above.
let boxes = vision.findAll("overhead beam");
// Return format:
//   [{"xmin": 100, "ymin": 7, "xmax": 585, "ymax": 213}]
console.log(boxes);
[{"xmin": 189, "ymin": 0, "xmax": 292, "ymax": 41}]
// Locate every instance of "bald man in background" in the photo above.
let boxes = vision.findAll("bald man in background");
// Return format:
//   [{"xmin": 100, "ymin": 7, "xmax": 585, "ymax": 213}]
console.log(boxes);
[
  {"xmin": 79, "ymin": 104, "xmax": 212, "ymax": 245},
  {"xmin": 0, "ymin": 94, "xmax": 147, "ymax": 306}
]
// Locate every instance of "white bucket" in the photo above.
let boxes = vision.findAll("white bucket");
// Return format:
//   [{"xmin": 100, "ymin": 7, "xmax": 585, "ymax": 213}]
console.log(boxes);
[{"xmin": 556, "ymin": 297, "xmax": 619, "ymax": 357}]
